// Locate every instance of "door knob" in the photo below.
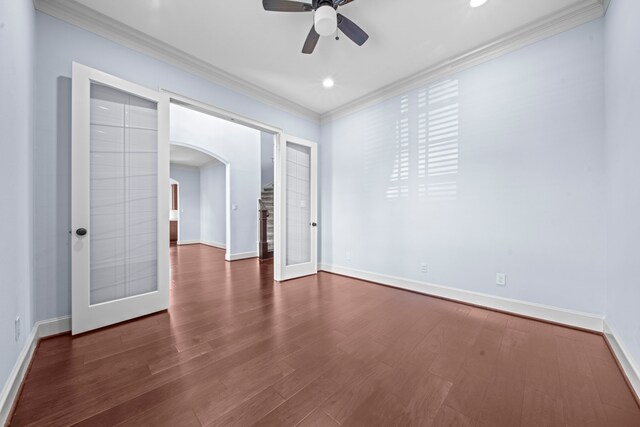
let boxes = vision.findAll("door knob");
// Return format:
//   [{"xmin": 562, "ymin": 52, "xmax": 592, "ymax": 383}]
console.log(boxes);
[
  {"xmin": 311, "ymin": 222, "xmax": 317, "ymax": 227},
  {"xmin": 76, "ymin": 228, "xmax": 88, "ymax": 236}
]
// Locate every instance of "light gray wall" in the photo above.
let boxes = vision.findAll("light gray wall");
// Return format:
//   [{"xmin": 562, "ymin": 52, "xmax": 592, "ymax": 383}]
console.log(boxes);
[
  {"xmin": 320, "ymin": 20, "xmax": 606, "ymax": 315},
  {"xmin": 170, "ymin": 164, "xmax": 201, "ymax": 243},
  {"xmin": 200, "ymin": 160, "xmax": 226, "ymax": 247},
  {"xmin": 604, "ymin": 0, "xmax": 640, "ymax": 367},
  {"xmin": 0, "ymin": 0, "xmax": 34, "ymax": 395},
  {"xmin": 171, "ymin": 104, "xmax": 261, "ymax": 256},
  {"xmin": 260, "ymin": 132, "xmax": 274, "ymax": 189},
  {"xmin": 33, "ymin": 11, "xmax": 319, "ymax": 322}
]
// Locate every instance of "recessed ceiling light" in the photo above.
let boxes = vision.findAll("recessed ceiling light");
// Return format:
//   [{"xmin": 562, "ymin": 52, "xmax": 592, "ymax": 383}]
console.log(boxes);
[
  {"xmin": 470, "ymin": 0, "xmax": 488, "ymax": 7},
  {"xmin": 322, "ymin": 77, "xmax": 335, "ymax": 89}
]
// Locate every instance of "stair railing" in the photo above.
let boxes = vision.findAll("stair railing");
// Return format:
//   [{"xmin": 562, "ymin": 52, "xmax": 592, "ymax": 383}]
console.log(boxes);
[{"xmin": 258, "ymin": 199, "xmax": 273, "ymax": 260}]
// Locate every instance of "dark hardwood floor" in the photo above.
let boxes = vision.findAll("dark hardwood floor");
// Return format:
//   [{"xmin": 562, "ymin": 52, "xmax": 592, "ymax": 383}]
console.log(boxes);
[{"xmin": 10, "ymin": 244, "xmax": 640, "ymax": 426}]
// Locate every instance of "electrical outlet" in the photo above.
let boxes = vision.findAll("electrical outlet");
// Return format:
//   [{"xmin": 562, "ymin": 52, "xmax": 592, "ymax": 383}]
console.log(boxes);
[
  {"xmin": 15, "ymin": 317, "xmax": 20, "ymax": 341},
  {"xmin": 346, "ymin": 251, "xmax": 351, "ymax": 261},
  {"xmin": 421, "ymin": 263, "xmax": 428, "ymax": 274},
  {"xmin": 496, "ymin": 273, "xmax": 506, "ymax": 286}
]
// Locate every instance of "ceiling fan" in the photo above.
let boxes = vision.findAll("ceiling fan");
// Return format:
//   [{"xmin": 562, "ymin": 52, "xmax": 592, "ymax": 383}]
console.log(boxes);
[{"xmin": 262, "ymin": 0, "xmax": 369, "ymax": 54}]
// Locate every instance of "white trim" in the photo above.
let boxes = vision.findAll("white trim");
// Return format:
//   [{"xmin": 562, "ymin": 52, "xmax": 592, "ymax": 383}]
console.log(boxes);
[
  {"xmin": 603, "ymin": 321, "xmax": 640, "ymax": 400},
  {"xmin": 0, "ymin": 316, "xmax": 71, "ymax": 425},
  {"xmin": 33, "ymin": 0, "xmax": 320, "ymax": 122},
  {"xmin": 33, "ymin": 0, "xmax": 607, "ymax": 122},
  {"xmin": 164, "ymin": 91, "xmax": 282, "ymax": 135},
  {"xmin": 274, "ymin": 135, "xmax": 283, "ymax": 281},
  {"xmin": 227, "ymin": 251, "xmax": 258, "ymax": 261},
  {"xmin": 36, "ymin": 316, "xmax": 72, "ymax": 337},
  {"xmin": 177, "ymin": 240, "xmax": 200, "ymax": 245},
  {"xmin": 177, "ymin": 240, "xmax": 226, "ymax": 249},
  {"xmin": 0, "ymin": 332, "xmax": 38, "ymax": 426},
  {"xmin": 320, "ymin": 0, "xmax": 609, "ymax": 122},
  {"xmin": 319, "ymin": 264, "xmax": 604, "ymax": 332},
  {"xmin": 199, "ymin": 241, "xmax": 226, "ymax": 250}
]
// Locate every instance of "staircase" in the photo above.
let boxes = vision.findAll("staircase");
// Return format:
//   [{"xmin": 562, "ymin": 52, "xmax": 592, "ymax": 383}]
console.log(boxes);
[{"xmin": 260, "ymin": 185, "xmax": 274, "ymax": 253}]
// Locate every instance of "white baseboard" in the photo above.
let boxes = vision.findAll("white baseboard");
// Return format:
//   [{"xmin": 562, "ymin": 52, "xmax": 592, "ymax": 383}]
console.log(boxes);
[
  {"xmin": 319, "ymin": 264, "xmax": 604, "ymax": 332},
  {"xmin": 0, "ymin": 316, "xmax": 71, "ymax": 425},
  {"xmin": 178, "ymin": 240, "xmax": 226, "ymax": 250},
  {"xmin": 200, "ymin": 240, "xmax": 226, "ymax": 250},
  {"xmin": 603, "ymin": 321, "xmax": 640, "ymax": 401},
  {"xmin": 175, "ymin": 242, "xmax": 253, "ymax": 261},
  {"xmin": 176, "ymin": 240, "xmax": 200, "ymax": 245},
  {"xmin": 227, "ymin": 251, "xmax": 258, "ymax": 261}
]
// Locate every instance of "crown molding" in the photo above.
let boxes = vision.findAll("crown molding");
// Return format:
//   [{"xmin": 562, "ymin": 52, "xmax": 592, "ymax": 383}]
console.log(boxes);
[
  {"xmin": 320, "ymin": 0, "xmax": 608, "ymax": 123},
  {"xmin": 33, "ymin": 0, "xmax": 321, "ymax": 123},
  {"xmin": 34, "ymin": 0, "xmax": 608, "ymax": 126}
]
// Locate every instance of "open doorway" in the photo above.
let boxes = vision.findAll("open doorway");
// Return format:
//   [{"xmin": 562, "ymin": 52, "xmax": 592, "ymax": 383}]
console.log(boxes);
[
  {"xmin": 169, "ymin": 102, "xmax": 272, "ymax": 264},
  {"xmin": 166, "ymin": 91, "xmax": 318, "ymax": 281},
  {"xmin": 169, "ymin": 144, "xmax": 229, "ymax": 257}
]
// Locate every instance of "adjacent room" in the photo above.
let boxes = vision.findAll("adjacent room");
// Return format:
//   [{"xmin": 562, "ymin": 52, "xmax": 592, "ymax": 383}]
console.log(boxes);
[
  {"xmin": 169, "ymin": 146, "xmax": 227, "ymax": 249},
  {"xmin": 1, "ymin": 0, "xmax": 639, "ymax": 425},
  {"xmin": 167, "ymin": 103, "xmax": 274, "ymax": 263}
]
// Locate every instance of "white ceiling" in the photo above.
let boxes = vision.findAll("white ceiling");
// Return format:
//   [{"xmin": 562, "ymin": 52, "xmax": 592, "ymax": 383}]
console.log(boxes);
[
  {"xmin": 170, "ymin": 144, "xmax": 219, "ymax": 167},
  {"xmin": 43, "ymin": 0, "xmax": 606, "ymax": 116}
]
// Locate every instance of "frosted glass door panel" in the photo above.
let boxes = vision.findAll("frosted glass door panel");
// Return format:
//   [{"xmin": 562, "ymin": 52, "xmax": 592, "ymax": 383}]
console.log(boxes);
[
  {"xmin": 286, "ymin": 142, "xmax": 311, "ymax": 266},
  {"xmin": 90, "ymin": 84, "xmax": 158, "ymax": 305}
]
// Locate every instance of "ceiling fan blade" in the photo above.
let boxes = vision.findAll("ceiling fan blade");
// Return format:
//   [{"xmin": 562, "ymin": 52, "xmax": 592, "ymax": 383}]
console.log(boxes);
[
  {"xmin": 302, "ymin": 25, "xmax": 320, "ymax": 54},
  {"xmin": 334, "ymin": 0, "xmax": 355, "ymax": 6},
  {"xmin": 337, "ymin": 13, "xmax": 369, "ymax": 46},
  {"xmin": 262, "ymin": 0, "xmax": 313, "ymax": 12}
]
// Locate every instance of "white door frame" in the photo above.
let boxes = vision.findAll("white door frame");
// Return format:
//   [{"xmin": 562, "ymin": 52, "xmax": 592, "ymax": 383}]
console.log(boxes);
[
  {"xmin": 160, "ymin": 90, "xmax": 317, "ymax": 282},
  {"xmin": 71, "ymin": 63, "xmax": 170, "ymax": 334}
]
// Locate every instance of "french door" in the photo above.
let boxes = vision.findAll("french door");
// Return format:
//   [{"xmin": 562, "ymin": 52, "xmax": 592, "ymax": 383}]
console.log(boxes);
[
  {"xmin": 275, "ymin": 134, "xmax": 318, "ymax": 281},
  {"xmin": 71, "ymin": 63, "xmax": 169, "ymax": 335}
]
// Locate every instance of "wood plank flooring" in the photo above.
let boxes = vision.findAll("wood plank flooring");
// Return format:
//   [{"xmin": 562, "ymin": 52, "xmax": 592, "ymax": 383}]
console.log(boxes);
[{"xmin": 10, "ymin": 244, "xmax": 640, "ymax": 426}]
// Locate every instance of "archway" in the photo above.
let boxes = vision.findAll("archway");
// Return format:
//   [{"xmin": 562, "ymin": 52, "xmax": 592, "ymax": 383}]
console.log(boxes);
[{"xmin": 169, "ymin": 142, "xmax": 232, "ymax": 260}]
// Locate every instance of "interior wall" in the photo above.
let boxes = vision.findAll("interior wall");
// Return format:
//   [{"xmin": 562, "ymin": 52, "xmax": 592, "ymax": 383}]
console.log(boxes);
[
  {"xmin": 33, "ymin": 11, "xmax": 319, "ymax": 322},
  {"xmin": 200, "ymin": 160, "xmax": 226, "ymax": 247},
  {"xmin": 0, "ymin": 0, "xmax": 34, "ymax": 396},
  {"xmin": 169, "ymin": 164, "xmax": 201, "ymax": 243},
  {"xmin": 260, "ymin": 132, "xmax": 274, "ymax": 189},
  {"xmin": 171, "ymin": 104, "xmax": 261, "ymax": 257},
  {"xmin": 320, "ymin": 20, "xmax": 606, "ymax": 316},
  {"xmin": 604, "ymin": 0, "xmax": 640, "ymax": 367}
]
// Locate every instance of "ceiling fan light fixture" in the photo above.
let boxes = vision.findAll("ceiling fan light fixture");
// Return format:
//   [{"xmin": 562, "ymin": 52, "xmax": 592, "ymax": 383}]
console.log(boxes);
[{"xmin": 314, "ymin": 5, "xmax": 337, "ymax": 37}]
